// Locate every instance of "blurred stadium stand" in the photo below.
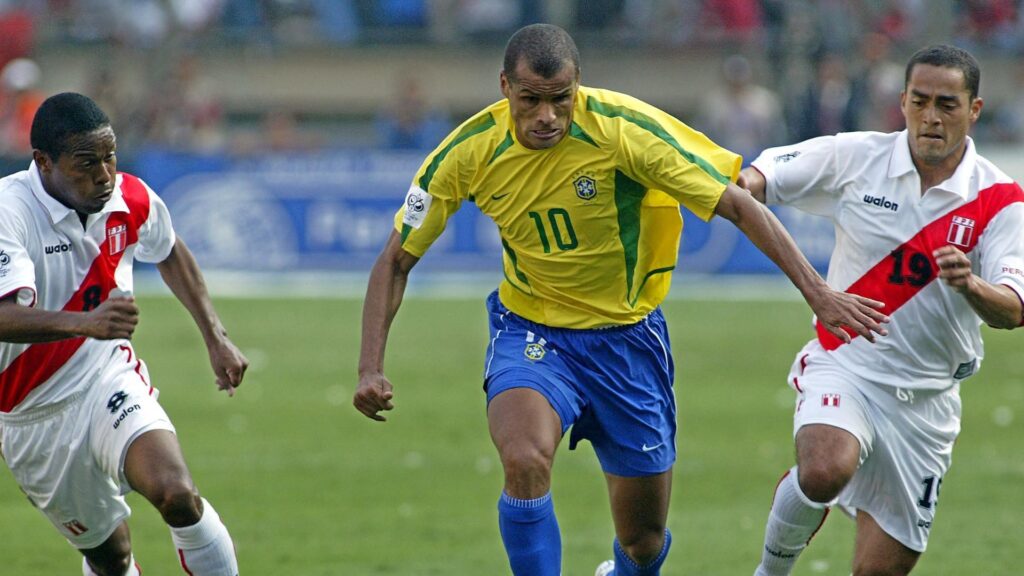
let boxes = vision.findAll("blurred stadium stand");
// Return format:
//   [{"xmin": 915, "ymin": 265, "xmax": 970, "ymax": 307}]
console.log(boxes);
[{"xmin": 3, "ymin": 1, "xmax": 1024, "ymax": 287}]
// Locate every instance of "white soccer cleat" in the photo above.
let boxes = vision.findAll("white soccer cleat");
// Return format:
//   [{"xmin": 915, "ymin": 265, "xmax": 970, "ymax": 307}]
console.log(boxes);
[{"xmin": 595, "ymin": 560, "xmax": 615, "ymax": 576}]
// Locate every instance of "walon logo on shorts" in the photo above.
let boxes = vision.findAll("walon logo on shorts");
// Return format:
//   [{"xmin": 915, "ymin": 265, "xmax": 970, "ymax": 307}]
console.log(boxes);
[
  {"xmin": 107, "ymin": 391, "xmax": 128, "ymax": 413},
  {"xmin": 107, "ymin": 390, "xmax": 142, "ymax": 430}
]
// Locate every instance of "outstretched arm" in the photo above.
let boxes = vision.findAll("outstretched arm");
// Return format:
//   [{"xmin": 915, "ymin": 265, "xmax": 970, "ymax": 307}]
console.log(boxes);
[
  {"xmin": 354, "ymin": 229, "xmax": 420, "ymax": 422},
  {"xmin": 934, "ymin": 246, "xmax": 1023, "ymax": 329},
  {"xmin": 713, "ymin": 182, "xmax": 889, "ymax": 343},
  {"xmin": 0, "ymin": 295, "xmax": 139, "ymax": 343},
  {"xmin": 156, "ymin": 237, "xmax": 248, "ymax": 395}
]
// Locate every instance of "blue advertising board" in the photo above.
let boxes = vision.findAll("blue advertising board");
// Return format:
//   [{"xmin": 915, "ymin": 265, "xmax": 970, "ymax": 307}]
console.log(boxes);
[{"xmin": 132, "ymin": 150, "xmax": 834, "ymax": 277}]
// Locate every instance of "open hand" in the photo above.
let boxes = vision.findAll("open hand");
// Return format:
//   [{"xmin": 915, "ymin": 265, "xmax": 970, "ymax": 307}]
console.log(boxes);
[{"xmin": 810, "ymin": 288, "xmax": 890, "ymax": 344}]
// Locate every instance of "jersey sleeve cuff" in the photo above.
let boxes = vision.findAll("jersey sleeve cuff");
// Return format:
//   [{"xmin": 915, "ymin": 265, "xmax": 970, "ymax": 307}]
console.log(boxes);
[
  {"xmin": 747, "ymin": 162, "xmax": 774, "ymax": 204},
  {"xmin": 1003, "ymin": 283, "xmax": 1024, "ymax": 326},
  {"xmin": 0, "ymin": 286, "xmax": 36, "ymax": 307}
]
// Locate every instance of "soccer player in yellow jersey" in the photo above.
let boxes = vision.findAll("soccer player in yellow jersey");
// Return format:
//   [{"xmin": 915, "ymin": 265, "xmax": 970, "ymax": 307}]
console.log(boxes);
[{"xmin": 354, "ymin": 24, "xmax": 889, "ymax": 576}]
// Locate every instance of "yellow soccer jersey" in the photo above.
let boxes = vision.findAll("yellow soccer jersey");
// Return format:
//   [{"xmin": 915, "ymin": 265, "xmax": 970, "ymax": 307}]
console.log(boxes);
[{"xmin": 394, "ymin": 85, "xmax": 741, "ymax": 328}]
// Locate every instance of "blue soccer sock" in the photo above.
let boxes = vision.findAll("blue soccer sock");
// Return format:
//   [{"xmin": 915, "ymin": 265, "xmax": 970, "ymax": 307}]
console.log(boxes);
[
  {"xmin": 612, "ymin": 529, "xmax": 672, "ymax": 576},
  {"xmin": 497, "ymin": 491, "xmax": 561, "ymax": 576}
]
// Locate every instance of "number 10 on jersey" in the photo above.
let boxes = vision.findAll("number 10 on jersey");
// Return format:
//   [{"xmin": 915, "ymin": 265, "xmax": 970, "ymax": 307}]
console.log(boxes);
[{"xmin": 528, "ymin": 209, "xmax": 578, "ymax": 253}]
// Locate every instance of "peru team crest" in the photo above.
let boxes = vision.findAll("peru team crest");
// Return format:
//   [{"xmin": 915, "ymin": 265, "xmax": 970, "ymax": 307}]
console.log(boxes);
[
  {"xmin": 107, "ymin": 224, "xmax": 127, "ymax": 255},
  {"xmin": 947, "ymin": 215, "xmax": 975, "ymax": 248}
]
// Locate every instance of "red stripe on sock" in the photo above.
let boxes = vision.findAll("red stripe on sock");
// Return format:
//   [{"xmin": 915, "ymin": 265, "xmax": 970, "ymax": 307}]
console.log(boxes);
[
  {"xmin": 177, "ymin": 549, "xmax": 194, "ymax": 576},
  {"xmin": 806, "ymin": 507, "xmax": 830, "ymax": 545}
]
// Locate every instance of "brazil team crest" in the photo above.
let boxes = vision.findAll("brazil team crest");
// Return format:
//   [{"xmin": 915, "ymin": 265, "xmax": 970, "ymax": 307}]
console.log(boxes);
[
  {"xmin": 524, "ymin": 342, "xmax": 546, "ymax": 361},
  {"xmin": 573, "ymin": 175, "xmax": 597, "ymax": 200},
  {"xmin": 523, "ymin": 332, "xmax": 548, "ymax": 361}
]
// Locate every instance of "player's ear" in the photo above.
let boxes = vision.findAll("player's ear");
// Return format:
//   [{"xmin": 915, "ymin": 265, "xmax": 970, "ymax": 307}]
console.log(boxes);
[
  {"xmin": 500, "ymin": 70, "xmax": 511, "ymax": 99},
  {"xmin": 32, "ymin": 149, "xmax": 52, "ymax": 173},
  {"xmin": 969, "ymin": 96, "xmax": 983, "ymax": 123}
]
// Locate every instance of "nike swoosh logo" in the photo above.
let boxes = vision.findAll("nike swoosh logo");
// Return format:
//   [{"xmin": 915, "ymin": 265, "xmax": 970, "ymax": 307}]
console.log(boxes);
[
  {"xmin": 491, "ymin": 192, "xmax": 511, "ymax": 200},
  {"xmin": 641, "ymin": 442, "xmax": 663, "ymax": 452}
]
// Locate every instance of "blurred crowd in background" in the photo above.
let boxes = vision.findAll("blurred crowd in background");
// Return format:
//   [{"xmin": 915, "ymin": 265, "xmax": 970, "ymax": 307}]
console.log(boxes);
[{"xmin": 1, "ymin": 0, "xmax": 1024, "ymax": 168}]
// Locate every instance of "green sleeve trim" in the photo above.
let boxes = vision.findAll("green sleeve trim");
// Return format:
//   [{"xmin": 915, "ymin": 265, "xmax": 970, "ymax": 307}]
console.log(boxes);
[
  {"xmin": 418, "ymin": 113, "xmax": 497, "ymax": 192},
  {"xmin": 400, "ymin": 223, "xmax": 413, "ymax": 244},
  {"xmin": 587, "ymin": 96, "xmax": 730, "ymax": 184},
  {"xmin": 488, "ymin": 131, "xmax": 515, "ymax": 165}
]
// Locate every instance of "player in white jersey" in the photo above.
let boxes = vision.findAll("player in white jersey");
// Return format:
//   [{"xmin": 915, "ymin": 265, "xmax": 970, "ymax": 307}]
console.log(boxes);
[
  {"xmin": 739, "ymin": 45, "xmax": 1024, "ymax": 576},
  {"xmin": 0, "ymin": 92, "xmax": 247, "ymax": 576}
]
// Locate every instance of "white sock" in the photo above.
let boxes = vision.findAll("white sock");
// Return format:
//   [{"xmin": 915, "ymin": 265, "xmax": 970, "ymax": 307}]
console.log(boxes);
[
  {"xmin": 82, "ymin": 556, "xmax": 141, "ymax": 576},
  {"xmin": 169, "ymin": 498, "xmax": 238, "ymax": 576},
  {"xmin": 754, "ymin": 467, "xmax": 830, "ymax": 576}
]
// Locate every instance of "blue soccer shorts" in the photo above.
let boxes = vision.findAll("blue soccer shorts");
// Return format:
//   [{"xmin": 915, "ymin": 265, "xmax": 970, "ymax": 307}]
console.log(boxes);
[{"xmin": 483, "ymin": 290, "xmax": 676, "ymax": 477}]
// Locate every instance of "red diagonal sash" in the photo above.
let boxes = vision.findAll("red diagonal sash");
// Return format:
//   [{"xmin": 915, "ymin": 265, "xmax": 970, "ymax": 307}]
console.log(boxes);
[
  {"xmin": 817, "ymin": 182, "xmax": 1024, "ymax": 350},
  {"xmin": 0, "ymin": 175, "xmax": 150, "ymax": 411}
]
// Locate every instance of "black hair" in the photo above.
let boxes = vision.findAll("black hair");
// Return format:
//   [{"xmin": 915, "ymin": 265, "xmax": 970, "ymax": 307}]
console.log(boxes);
[
  {"xmin": 905, "ymin": 44, "xmax": 981, "ymax": 100},
  {"xmin": 30, "ymin": 92, "xmax": 111, "ymax": 159},
  {"xmin": 503, "ymin": 23, "xmax": 580, "ymax": 82}
]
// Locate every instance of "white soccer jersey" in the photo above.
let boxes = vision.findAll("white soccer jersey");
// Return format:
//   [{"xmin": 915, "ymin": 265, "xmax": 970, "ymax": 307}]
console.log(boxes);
[
  {"xmin": 753, "ymin": 131, "xmax": 1024, "ymax": 389},
  {"xmin": 0, "ymin": 163, "xmax": 175, "ymax": 413}
]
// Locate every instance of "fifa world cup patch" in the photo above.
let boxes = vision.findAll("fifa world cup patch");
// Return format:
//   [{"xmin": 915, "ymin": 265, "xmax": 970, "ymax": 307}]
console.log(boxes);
[
  {"xmin": 401, "ymin": 185, "xmax": 432, "ymax": 229},
  {"xmin": 773, "ymin": 151, "xmax": 801, "ymax": 163}
]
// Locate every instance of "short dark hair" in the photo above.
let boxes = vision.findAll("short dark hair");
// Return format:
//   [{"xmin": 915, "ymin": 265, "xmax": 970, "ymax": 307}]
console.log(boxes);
[
  {"xmin": 30, "ymin": 92, "xmax": 111, "ymax": 159},
  {"xmin": 503, "ymin": 23, "xmax": 580, "ymax": 82},
  {"xmin": 905, "ymin": 44, "xmax": 981, "ymax": 100}
]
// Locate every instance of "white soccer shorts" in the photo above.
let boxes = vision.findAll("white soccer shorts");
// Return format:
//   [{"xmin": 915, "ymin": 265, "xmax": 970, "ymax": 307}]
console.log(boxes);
[
  {"xmin": 0, "ymin": 348, "xmax": 175, "ymax": 549},
  {"xmin": 786, "ymin": 342, "xmax": 962, "ymax": 552}
]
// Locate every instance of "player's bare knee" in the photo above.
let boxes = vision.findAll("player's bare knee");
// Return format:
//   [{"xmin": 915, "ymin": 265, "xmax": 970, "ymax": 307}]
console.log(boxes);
[
  {"xmin": 797, "ymin": 461, "xmax": 850, "ymax": 503},
  {"xmin": 499, "ymin": 446, "xmax": 553, "ymax": 494},
  {"xmin": 84, "ymin": 541, "xmax": 132, "ymax": 576},
  {"xmin": 152, "ymin": 481, "xmax": 202, "ymax": 527}
]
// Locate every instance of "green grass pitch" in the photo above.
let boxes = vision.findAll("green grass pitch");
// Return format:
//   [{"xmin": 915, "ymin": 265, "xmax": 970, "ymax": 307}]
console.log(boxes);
[{"xmin": 1, "ymin": 295, "xmax": 1021, "ymax": 575}]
